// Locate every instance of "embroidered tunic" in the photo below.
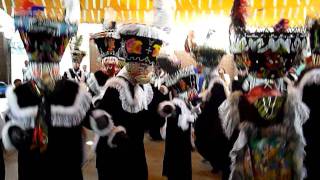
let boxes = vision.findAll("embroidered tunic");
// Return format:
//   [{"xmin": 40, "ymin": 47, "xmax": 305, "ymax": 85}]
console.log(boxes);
[
  {"xmin": 2, "ymin": 79, "xmax": 92, "ymax": 180},
  {"xmin": 159, "ymin": 98, "xmax": 197, "ymax": 180},
  {"xmin": 95, "ymin": 75, "xmax": 165, "ymax": 180},
  {"xmin": 219, "ymin": 87, "xmax": 309, "ymax": 180}
]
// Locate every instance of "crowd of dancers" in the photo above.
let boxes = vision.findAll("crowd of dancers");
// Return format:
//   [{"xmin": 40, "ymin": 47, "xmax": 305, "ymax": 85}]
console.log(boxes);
[{"xmin": 1, "ymin": 0, "xmax": 320, "ymax": 180}]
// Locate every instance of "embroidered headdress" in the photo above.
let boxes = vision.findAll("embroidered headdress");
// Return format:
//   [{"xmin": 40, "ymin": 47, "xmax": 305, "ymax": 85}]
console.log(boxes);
[
  {"xmin": 91, "ymin": 8, "xmax": 121, "ymax": 61},
  {"xmin": 230, "ymin": 0, "xmax": 307, "ymax": 79},
  {"xmin": 15, "ymin": 0, "xmax": 78, "ymax": 80},
  {"xmin": 157, "ymin": 52, "xmax": 197, "ymax": 93}
]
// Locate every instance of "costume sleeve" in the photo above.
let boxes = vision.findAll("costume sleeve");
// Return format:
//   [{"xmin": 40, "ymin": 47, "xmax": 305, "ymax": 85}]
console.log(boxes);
[
  {"xmin": 95, "ymin": 88, "xmax": 127, "ymax": 147},
  {"xmin": 145, "ymin": 86, "xmax": 169, "ymax": 140},
  {"xmin": 158, "ymin": 98, "xmax": 196, "ymax": 132},
  {"xmin": 86, "ymin": 73, "xmax": 100, "ymax": 96}
]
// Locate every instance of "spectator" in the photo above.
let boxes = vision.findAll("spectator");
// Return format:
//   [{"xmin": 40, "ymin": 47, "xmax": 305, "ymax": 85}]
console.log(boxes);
[
  {"xmin": 22, "ymin": 60, "xmax": 29, "ymax": 82},
  {"xmin": 82, "ymin": 64, "xmax": 89, "ymax": 82},
  {"xmin": 184, "ymin": 30, "xmax": 197, "ymax": 54}
]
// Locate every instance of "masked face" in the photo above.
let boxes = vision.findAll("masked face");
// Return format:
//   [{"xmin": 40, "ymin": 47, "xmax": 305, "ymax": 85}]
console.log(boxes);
[
  {"xmin": 102, "ymin": 57, "xmax": 118, "ymax": 76},
  {"xmin": 126, "ymin": 63, "xmax": 154, "ymax": 84}
]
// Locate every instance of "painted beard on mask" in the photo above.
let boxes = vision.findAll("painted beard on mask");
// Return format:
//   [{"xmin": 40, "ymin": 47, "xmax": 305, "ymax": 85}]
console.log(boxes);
[
  {"xmin": 126, "ymin": 63, "xmax": 153, "ymax": 84},
  {"xmin": 104, "ymin": 64, "xmax": 117, "ymax": 76},
  {"xmin": 102, "ymin": 57, "xmax": 119, "ymax": 76}
]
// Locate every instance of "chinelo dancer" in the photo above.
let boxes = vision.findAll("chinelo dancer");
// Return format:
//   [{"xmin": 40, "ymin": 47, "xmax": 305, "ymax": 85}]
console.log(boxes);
[
  {"xmin": 218, "ymin": 0, "xmax": 310, "ymax": 179},
  {"xmin": 157, "ymin": 52, "xmax": 200, "ymax": 180},
  {"xmin": 87, "ymin": 12, "xmax": 122, "ymax": 106},
  {"xmin": 1, "ymin": 1, "xmax": 119, "ymax": 179}
]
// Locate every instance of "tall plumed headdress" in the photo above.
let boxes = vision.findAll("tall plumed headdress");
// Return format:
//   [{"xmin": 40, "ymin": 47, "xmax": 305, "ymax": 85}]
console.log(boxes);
[
  {"xmin": 91, "ymin": 8, "xmax": 121, "ymax": 62},
  {"xmin": 152, "ymin": 0, "xmax": 176, "ymax": 34},
  {"xmin": 70, "ymin": 35, "xmax": 86, "ymax": 64},
  {"xmin": 14, "ymin": 0, "xmax": 78, "ymax": 64}
]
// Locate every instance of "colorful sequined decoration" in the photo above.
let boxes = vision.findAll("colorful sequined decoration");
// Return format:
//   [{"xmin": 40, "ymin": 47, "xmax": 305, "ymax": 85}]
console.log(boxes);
[
  {"xmin": 244, "ymin": 136, "xmax": 294, "ymax": 180},
  {"xmin": 30, "ymin": 81, "xmax": 49, "ymax": 153},
  {"xmin": 253, "ymin": 96, "xmax": 285, "ymax": 121}
]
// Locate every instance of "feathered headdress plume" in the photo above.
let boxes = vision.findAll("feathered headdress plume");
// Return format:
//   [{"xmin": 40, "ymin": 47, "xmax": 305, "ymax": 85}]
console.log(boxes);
[
  {"xmin": 230, "ymin": 0, "xmax": 248, "ymax": 31},
  {"xmin": 70, "ymin": 35, "xmax": 86, "ymax": 63},
  {"xmin": 273, "ymin": 19, "xmax": 290, "ymax": 32},
  {"xmin": 193, "ymin": 46, "xmax": 226, "ymax": 68}
]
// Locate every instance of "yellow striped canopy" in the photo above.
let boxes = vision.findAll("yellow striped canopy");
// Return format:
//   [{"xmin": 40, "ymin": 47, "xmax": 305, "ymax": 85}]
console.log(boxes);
[{"xmin": 1, "ymin": 0, "xmax": 319, "ymax": 26}]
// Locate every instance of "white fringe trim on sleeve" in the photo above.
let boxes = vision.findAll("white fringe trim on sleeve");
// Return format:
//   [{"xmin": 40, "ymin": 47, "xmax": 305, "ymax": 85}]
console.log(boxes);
[
  {"xmin": 1, "ymin": 121, "xmax": 25, "ymax": 151},
  {"xmin": 51, "ymin": 85, "xmax": 92, "ymax": 127},
  {"xmin": 219, "ymin": 91, "xmax": 242, "ymax": 139},
  {"xmin": 90, "ymin": 109, "xmax": 114, "ymax": 136},
  {"xmin": 172, "ymin": 98, "xmax": 197, "ymax": 131},
  {"xmin": 298, "ymin": 68, "xmax": 320, "ymax": 93},
  {"xmin": 104, "ymin": 77, "xmax": 154, "ymax": 113},
  {"xmin": 158, "ymin": 101, "xmax": 176, "ymax": 118}
]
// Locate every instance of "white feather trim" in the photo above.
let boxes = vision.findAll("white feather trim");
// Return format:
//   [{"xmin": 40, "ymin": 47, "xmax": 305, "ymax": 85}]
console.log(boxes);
[
  {"xmin": 1, "ymin": 121, "xmax": 25, "ymax": 151},
  {"xmin": 285, "ymin": 86, "xmax": 309, "ymax": 179},
  {"xmin": 285, "ymin": 86, "xmax": 309, "ymax": 142},
  {"xmin": 171, "ymin": 98, "xmax": 197, "ymax": 131},
  {"xmin": 51, "ymin": 87, "xmax": 91, "ymax": 127},
  {"xmin": 90, "ymin": 109, "xmax": 114, "ymax": 136},
  {"xmin": 107, "ymin": 126, "xmax": 126, "ymax": 148},
  {"xmin": 103, "ymin": 77, "xmax": 154, "ymax": 113},
  {"xmin": 218, "ymin": 91, "xmax": 242, "ymax": 139},
  {"xmin": 6, "ymin": 86, "xmax": 37, "ymax": 128},
  {"xmin": 242, "ymin": 74, "xmax": 287, "ymax": 93},
  {"xmin": 158, "ymin": 101, "xmax": 175, "ymax": 118},
  {"xmin": 230, "ymin": 31, "xmax": 307, "ymax": 54},
  {"xmin": 160, "ymin": 120, "xmax": 167, "ymax": 139},
  {"xmin": 6, "ymin": 83, "xmax": 92, "ymax": 128},
  {"xmin": 298, "ymin": 68, "xmax": 320, "ymax": 93},
  {"xmin": 163, "ymin": 66, "xmax": 196, "ymax": 87},
  {"xmin": 51, "ymin": 86, "xmax": 92, "ymax": 127}
]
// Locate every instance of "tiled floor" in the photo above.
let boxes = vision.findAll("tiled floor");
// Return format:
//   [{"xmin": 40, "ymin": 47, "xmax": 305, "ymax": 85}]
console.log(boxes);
[{"xmin": 3, "ymin": 132, "xmax": 220, "ymax": 180}]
